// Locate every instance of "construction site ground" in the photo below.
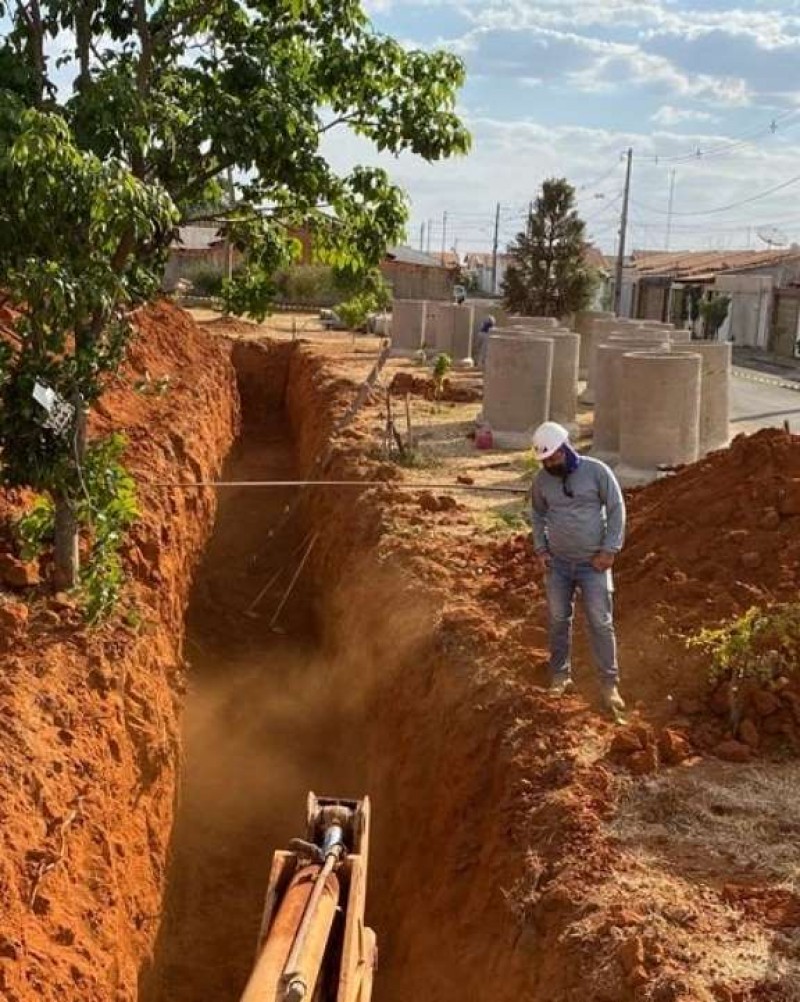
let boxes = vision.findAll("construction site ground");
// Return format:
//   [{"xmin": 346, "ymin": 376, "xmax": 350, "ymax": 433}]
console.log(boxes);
[{"xmin": 0, "ymin": 302, "xmax": 799, "ymax": 1002}]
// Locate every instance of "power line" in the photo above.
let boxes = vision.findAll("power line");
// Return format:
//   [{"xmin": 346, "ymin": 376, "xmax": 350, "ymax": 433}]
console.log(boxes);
[
  {"xmin": 578, "ymin": 160, "xmax": 623, "ymax": 191},
  {"xmin": 636, "ymin": 109, "xmax": 800, "ymax": 166},
  {"xmin": 582, "ymin": 191, "xmax": 624, "ymax": 224},
  {"xmin": 631, "ymin": 170, "xmax": 800, "ymax": 217}
]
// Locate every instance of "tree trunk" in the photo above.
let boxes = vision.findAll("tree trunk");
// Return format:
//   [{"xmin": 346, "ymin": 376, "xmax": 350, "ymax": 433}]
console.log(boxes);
[
  {"xmin": 53, "ymin": 398, "xmax": 87, "ymax": 591},
  {"xmin": 53, "ymin": 493, "xmax": 79, "ymax": 590}
]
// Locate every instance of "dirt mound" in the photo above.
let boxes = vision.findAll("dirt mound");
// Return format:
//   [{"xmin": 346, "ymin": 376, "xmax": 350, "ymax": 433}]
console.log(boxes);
[
  {"xmin": 197, "ymin": 316, "xmax": 262, "ymax": 337},
  {"xmin": 390, "ymin": 370, "xmax": 481, "ymax": 402},
  {"xmin": 621, "ymin": 428, "xmax": 800, "ymax": 631}
]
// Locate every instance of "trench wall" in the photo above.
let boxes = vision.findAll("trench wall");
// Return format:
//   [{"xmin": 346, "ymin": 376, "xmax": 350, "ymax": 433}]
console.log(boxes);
[{"xmin": 0, "ymin": 305, "xmax": 240, "ymax": 1002}]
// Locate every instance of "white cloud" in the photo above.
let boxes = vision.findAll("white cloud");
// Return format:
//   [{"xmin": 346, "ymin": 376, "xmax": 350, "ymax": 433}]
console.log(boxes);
[
  {"xmin": 350, "ymin": 2, "xmax": 800, "ymax": 252},
  {"xmin": 447, "ymin": 24, "xmax": 751, "ymax": 106},
  {"xmin": 320, "ymin": 108, "xmax": 800, "ymax": 255},
  {"xmin": 651, "ymin": 106, "xmax": 716, "ymax": 126}
]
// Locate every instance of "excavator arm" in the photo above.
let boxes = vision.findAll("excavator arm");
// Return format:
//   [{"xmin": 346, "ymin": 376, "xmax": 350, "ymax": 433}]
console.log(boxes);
[{"xmin": 239, "ymin": 793, "xmax": 377, "ymax": 1002}]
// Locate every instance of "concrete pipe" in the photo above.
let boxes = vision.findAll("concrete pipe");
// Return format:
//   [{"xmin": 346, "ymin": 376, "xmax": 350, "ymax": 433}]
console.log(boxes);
[
  {"xmin": 483, "ymin": 334, "xmax": 554, "ymax": 449},
  {"xmin": 617, "ymin": 351, "xmax": 702, "ymax": 485},
  {"xmin": 430, "ymin": 304, "xmax": 475, "ymax": 363},
  {"xmin": 674, "ymin": 341, "xmax": 731, "ymax": 455},
  {"xmin": 579, "ymin": 317, "xmax": 626, "ymax": 402},
  {"xmin": 592, "ymin": 338, "xmax": 669, "ymax": 463},
  {"xmin": 508, "ymin": 315, "xmax": 560, "ymax": 329},
  {"xmin": 584, "ymin": 324, "xmax": 666, "ymax": 405},
  {"xmin": 574, "ymin": 311, "xmax": 614, "ymax": 377},
  {"xmin": 390, "ymin": 300, "xmax": 427, "ymax": 357},
  {"xmin": 451, "ymin": 304, "xmax": 476, "ymax": 366},
  {"xmin": 511, "ymin": 325, "xmax": 580, "ymax": 427},
  {"xmin": 635, "ymin": 321, "xmax": 674, "ymax": 331},
  {"xmin": 472, "ymin": 301, "xmax": 508, "ymax": 330},
  {"xmin": 423, "ymin": 301, "xmax": 445, "ymax": 355}
]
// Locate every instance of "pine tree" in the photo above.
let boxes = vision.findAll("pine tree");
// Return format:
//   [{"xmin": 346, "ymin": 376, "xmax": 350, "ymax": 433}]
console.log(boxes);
[{"xmin": 503, "ymin": 178, "xmax": 596, "ymax": 317}]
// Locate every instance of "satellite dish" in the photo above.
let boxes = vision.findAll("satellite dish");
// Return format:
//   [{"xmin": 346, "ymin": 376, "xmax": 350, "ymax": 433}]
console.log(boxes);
[{"xmin": 756, "ymin": 226, "xmax": 789, "ymax": 248}]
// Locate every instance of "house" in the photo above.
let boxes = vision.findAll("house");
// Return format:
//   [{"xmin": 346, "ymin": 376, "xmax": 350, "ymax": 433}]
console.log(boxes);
[
  {"xmin": 436, "ymin": 250, "xmax": 461, "ymax": 270},
  {"xmin": 462, "ymin": 251, "xmax": 510, "ymax": 296},
  {"xmin": 163, "ymin": 225, "xmax": 238, "ymax": 291},
  {"xmin": 616, "ymin": 248, "xmax": 800, "ymax": 354},
  {"xmin": 380, "ymin": 245, "xmax": 456, "ymax": 301}
]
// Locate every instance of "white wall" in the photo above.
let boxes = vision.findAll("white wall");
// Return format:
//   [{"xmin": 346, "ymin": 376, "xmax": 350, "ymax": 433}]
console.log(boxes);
[{"xmin": 715, "ymin": 274, "xmax": 774, "ymax": 348}]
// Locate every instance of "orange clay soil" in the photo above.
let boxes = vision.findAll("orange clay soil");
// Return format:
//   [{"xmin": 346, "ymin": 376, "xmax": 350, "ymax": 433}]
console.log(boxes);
[{"xmin": 0, "ymin": 307, "xmax": 796, "ymax": 1002}]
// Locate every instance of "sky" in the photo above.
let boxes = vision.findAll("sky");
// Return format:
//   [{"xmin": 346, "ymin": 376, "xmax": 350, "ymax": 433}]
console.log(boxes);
[
  {"xmin": 5, "ymin": 2, "xmax": 800, "ymax": 257},
  {"xmin": 321, "ymin": 0, "xmax": 800, "ymax": 256}
]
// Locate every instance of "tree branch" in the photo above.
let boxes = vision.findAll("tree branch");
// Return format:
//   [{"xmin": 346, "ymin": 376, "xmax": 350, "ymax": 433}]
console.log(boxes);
[
  {"xmin": 153, "ymin": 1, "xmax": 222, "ymax": 47},
  {"xmin": 132, "ymin": 0, "xmax": 153, "ymax": 178},
  {"xmin": 173, "ymin": 160, "xmax": 233, "ymax": 206},
  {"xmin": 15, "ymin": 0, "xmax": 46, "ymax": 106},
  {"xmin": 74, "ymin": 0, "xmax": 94, "ymax": 93},
  {"xmin": 318, "ymin": 113, "xmax": 362, "ymax": 135}
]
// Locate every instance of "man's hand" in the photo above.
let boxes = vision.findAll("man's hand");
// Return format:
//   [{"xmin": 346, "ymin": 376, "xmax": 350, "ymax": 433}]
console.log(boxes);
[
  {"xmin": 535, "ymin": 550, "xmax": 552, "ymax": 574},
  {"xmin": 592, "ymin": 551, "xmax": 616, "ymax": 572}
]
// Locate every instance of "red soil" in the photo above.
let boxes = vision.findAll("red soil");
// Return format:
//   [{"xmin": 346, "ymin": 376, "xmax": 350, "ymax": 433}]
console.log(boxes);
[
  {"xmin": 0, "ymin": 306, "xmax": 796, "ymax": 1002},
  {"xmin": 0, "ymin": 303, "xmax": 239, "ymax": 1002}
]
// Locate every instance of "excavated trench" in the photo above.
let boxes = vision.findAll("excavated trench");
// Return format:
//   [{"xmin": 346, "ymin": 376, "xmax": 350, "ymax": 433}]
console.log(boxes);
[{"xmin": 137, "ymin": 340, "xmax": 532, "ymax": 1002}]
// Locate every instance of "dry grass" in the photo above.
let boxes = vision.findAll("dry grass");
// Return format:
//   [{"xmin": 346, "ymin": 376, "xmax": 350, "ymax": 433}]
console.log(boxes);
[
  {"xmin": 595, "ymin": 760, "xmax": 800, "ymax": 999},
  {"xmin": 576, "ymin": 852, "xmax": 790, "ymax": 999},
  {"xmin": 610, "ymin": 761, "xmax": 800, "ymax": 892}
]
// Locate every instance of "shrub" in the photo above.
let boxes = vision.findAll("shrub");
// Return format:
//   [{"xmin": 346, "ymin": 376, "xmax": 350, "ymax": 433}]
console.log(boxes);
[
  {"xmin": 686, "ymin": 603, "xmax": 800, "ymax": 687},
  {"xmin": 275, "ymin": 265, "xmax": 341, "ymax": 306},
  {"xmin": 188, "ymin": 265, "xmax": 226, "ymax": 297}
]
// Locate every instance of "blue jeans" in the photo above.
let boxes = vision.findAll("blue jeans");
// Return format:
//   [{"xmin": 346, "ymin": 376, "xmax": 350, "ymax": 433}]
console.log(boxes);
[{"xmin": 546, "ymin": 556, "xmax": 619, "ymax": 688}]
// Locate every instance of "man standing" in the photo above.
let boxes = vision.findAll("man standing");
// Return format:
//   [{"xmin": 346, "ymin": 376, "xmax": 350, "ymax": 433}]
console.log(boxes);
[{"xmin": 530, "ymin": 421, "xmax": 627, "ymax": 715}]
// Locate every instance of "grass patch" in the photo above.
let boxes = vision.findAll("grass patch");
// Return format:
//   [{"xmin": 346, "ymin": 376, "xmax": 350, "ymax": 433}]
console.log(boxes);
[
  {"xmin": 481, "ymin": 503, "xmax": 530, "ymax": 535},
  {"xmin": 391, "ymin": 447, "xmax": 443, "ymax": 471},
  {"xmin": 611, "ymin": 762, "xmax": 800, "ymax": 892}
]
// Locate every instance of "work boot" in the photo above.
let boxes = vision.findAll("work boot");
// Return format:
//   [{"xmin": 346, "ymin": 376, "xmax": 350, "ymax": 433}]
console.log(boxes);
[
  {"xmin": 548, "ymin": 677, "xmax": 574, "ymax": 697},
  {"xmin": 602, "ymin": 685, "xmax": 626, "ymax": 719}
]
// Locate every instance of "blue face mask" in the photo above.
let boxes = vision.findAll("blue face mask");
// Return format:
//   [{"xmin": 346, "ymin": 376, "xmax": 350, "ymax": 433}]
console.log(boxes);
[
  {"xmin": 562, "ymin": 443, "xmax": 581, "ymax": 475},
  {"xmin": 544, "ymin": 444, "xmax": 581, "ymax": 475}
]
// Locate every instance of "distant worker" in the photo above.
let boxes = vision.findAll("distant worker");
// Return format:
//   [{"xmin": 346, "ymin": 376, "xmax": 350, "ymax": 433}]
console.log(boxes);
[
  {"xmin": 530, "ymin": 421, "xmax": 627, "ymax": 717},
  {"xmin": 474, "ymin": 314, "xmax": 495, "ymax": 368}
]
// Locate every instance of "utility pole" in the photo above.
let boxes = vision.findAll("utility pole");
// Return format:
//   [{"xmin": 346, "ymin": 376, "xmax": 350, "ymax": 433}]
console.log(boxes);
[
  {"xmin": 613, "ymin": 148, "xmax": 633, "ymax": 316},
  {"xmin": 419, "ymin": 221, "xmax": 425, "ymax": 252},
  {"xmin": 441, "ymin": 210, "xmax": 448, "ymax": 263},
  {"xmin": 490, "ymin": 202, "xmax": 501, "ymax": 296},
  {"xmin": 527, "ymin": 200, "xmax": 533, "ymax": 240},
  {"xmin": 665, "ymin": 169, "xmax": 676, "ymax": 251},
  {"xmin": 426, "ymin": 219, "xmax": 433, "ymax": 254}
]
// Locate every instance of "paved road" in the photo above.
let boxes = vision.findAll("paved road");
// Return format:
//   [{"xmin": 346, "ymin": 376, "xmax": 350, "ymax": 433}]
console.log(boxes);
[{"xmin": 731, "ymin": 367, "xmax": 800, "ymax": 436}]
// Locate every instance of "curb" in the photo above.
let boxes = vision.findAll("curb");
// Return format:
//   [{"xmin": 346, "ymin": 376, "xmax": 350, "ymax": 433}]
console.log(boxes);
[{"xmin": 732, "ymin": 368, "xmax": 800, "ymax": 393}]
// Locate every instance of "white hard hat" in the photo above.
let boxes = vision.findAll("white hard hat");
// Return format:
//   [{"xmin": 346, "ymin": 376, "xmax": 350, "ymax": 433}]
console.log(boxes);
[{"xmin": 532, "ymin": 421, "xmax": 569, "ymax": 460}]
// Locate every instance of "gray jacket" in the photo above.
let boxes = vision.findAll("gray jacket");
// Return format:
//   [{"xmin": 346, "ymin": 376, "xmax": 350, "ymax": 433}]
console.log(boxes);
[{"xmin": 531, "ymin": 456, "xmax": 626, "ymax": 562}]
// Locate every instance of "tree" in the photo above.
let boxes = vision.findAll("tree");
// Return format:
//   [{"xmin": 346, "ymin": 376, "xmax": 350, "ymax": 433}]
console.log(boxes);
[
  {"xmin": 699, "ymin": 294, "xmax": 731, "ymax": 341},
  {"xmin": 0, "ymin": 2, "xmax": 470, "ymax": 603},
  {"xmin": 0, "ymin": 110, "xmax": 177, "ymax": 596},
  {"xmin": 503, "ymin": 178, "xmax": 596, "ymax": 317},
  {"xmin": 1, "ymin": 1, "xmax": 469, "ymax": 315}
]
